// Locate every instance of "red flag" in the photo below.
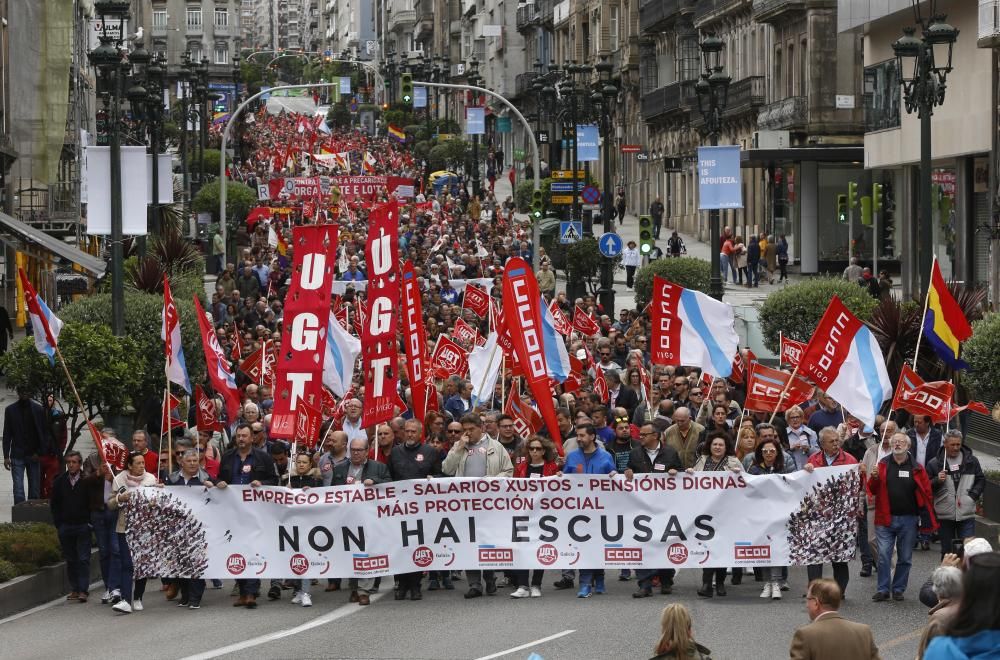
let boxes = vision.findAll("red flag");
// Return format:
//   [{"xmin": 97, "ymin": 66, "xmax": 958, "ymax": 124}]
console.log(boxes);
[
  {"xmin": 161, "ymin": 392, "xmax": 186, "ymax": 434},
  {"xmin": 490, "ymin": 298, "xmax": 513, "ymax": 355},
  {"xmin": 401, "ymin": 260, "xmax": 429, "ymax": 421},
  {"xmin": 89, "ymin": 421, "xmax": 127, "ymax": 471},
  {"xmin": 548, "ymin": 301, "xmax": 573, "ymax": 336},
  {"xmin": 361, "ymin": 200, "xmax": 401, "ymax": 427},
  {"xmin": 294, "ymin": 397, "xmax": 324, "ymax": 449},
  {"xmin": 453, "ymin": 318, "xmax": 481, "ymax": 346},
  {"xmin": 891, "ymin": 364, "xmax": 956, "ymax": 424},
  {"xmin": 195, "ymin": 385, "xmax": 223, "ymax": 431},
  {"xmin": 593, "ymin": 367, "xmax": 609, "ymax": 403},
  {"xmin": 730, "ymin": 352, "xmax": 746, "ymax": 385},
  {"xmin": 462, "ymin": 284, "xmax": 490, "ymax": 318},
  {"xmin": 321, "ymin": 387, "xmax": 338, "ymax": 418},
  {"xmin": 743, "ymin": 362, "xmax": 815, "ymax": 412},
  {"xmin": 270, "ymin": 224, "xmax": 338, "ymax": 438},
  {"xmin": 780, "ymin": 335, "xmax": 808, "ymax": 368},
  {"xmin": 353, "ymin": 298, "xmax": 367, "ymax": 337},
  {"xmin": 572, "ymin": 304, "xmax": 602, "ymax": 337},
  {"xmin": 563, "ymin": 355, "xmax": 585, "ymax": 394},
  {"xmin": 431, "ymin": 335, "xmax": 470, "ymax": 379},
  {"xmin": 504, "ymin": 380, "xmax": 543, "ymax": 439},
  {"xmin": 502, "ymin": 258, "xmax": 563, "ymax": 453},
  {"xmin": 193, "ymin": 295, "xmax": 242, "ymax": 425},
  {"xmin": 950, "ymin": 401, "xmax": 991, "ymax": 417}
]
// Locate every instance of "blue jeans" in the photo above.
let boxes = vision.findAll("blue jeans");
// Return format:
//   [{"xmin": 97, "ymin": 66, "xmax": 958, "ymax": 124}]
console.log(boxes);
[
  {"xmin": 11, "ymin": 457, "xmax": 40, "ymax": 504},
  {"xmin": 57, "ymin": 523, "xmax": 92, "ymax": 594},
  {"xmin": 720, "ymin": 254, "xmax": 731, "ymax": 283},
  {"xmin": 179, "ymin": 578, "xmax": 206, "ymax": 605},
  {"xmin": 114, "ymin": 532, "xmax": 147, "ymax": 604},
  {"xmin": 876, "ymin": 515, "xmax": 918, "ymax": 594},
  {"xmin": 92, "ymin": 510, "xmax": 117, "ymax": 591},
  {"xmin": 938, "ymin": 518, "xmax": 976, "ymax": 558},
  {"xmin": 237, "ymin": 578, "xmax": 260, "ymax": 597}
]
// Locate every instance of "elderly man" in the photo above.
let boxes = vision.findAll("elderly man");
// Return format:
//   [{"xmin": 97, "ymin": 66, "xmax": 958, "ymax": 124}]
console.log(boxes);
[
  {"xmin": 803, "ymin": 427, "xmax": 864, "ymax": 597},
  {"xmin": 664, "ymin": 407, "xmax": 704, "ymax": 468},
  {"xmin": 868, "ymin": 433, "xmax": 935, "ymax": 602},
  {"xmin": 536, "ymin": 260, "xmax": 556, "ymax": 298},
  {"xmin": 340, "ymin": 398, "xmax": 366, "ymax": 443},
  {"xmin": 790, "ymin": 579, "xmax": 880, "ymax": 660},
  {"xmin": 926, "ymin": 430, "xmax": 985, "ymax": 557},
  {"xmin": 331, "ymin": 437, "xmax": 392, "ymax": 606}
]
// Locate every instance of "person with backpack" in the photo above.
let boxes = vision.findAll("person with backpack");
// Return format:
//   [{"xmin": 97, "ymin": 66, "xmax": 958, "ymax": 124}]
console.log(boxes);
[{"xmin": 667, "ymin": 232, "xmax": 686, "ymax": 258}]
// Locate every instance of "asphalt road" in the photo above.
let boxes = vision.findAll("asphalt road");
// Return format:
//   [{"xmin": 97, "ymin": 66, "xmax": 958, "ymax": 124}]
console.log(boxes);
[
  {"xmin": 265, "ymin": 94, "xmax": 317, "ymax": 117},
  {"xmin": 0, "ymin": 552, "xmax": 941, "ymax": 660}
]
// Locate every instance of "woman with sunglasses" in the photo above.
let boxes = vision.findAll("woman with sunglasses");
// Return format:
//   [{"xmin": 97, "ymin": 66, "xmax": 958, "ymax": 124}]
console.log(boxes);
[
  {"xmin": 688, "ymin": 432, "xmax": 742, "ymax": 598},
  {"xmin": 510, "ymin": 436, "xmax": 560, "ymax": 598},
  {"xmin": 747, "ymin": 437, "xmax": 795, "ymax": 599}
]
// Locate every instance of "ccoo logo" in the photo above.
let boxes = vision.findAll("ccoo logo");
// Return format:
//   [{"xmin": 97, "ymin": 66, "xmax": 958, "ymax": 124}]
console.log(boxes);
[
  {"xmin": 227, "ymin": 553, "xmax": 247, "ymax": 575},
  {"xmin": 536, "ymin": 544, "xmax": 558, "ymax": 566},
  {"xmin": 412, "ymin": 546, "xmax": 434, "ymax": 568},
  {"xmin": 289, "ymin": 553, "xmax": 310, "ymax": 576},
  {"xmin": 667, "ymin": 543, "xmax": 689, "ymax": 565}
]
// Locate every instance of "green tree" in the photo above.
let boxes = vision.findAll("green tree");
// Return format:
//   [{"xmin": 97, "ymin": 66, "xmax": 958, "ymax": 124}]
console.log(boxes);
[
  {"xmin": 633, "ymin": 258, "xmax": 713, "ymax": 308},
  {"xmin": 758, "ymin": 278, "xmax": 879, "ymax": 353},
  {"xmin": 192, "ymin": 179, "xmax": 257, "ymax": 224},
  {"xmin": 963, "ymin": 313, "xmax": 1000, "ymax": 403},
  {"xmin": 564, "ymin": 237, "xmax": 618, "ymax": 295},
  {"xmin": 327, "ymin": 103, "xmax": 351, "ymax": 129},
  {"xmin": 191, "ymin": 148, "xmax": 222, "ymax": 176},
  {"xmin": 428, "ymin": 140, "xmax": 471, "ymax": 172},
  {"xmin": 0, "ymin": 324, "xmax": 144, "ymax": 453}
]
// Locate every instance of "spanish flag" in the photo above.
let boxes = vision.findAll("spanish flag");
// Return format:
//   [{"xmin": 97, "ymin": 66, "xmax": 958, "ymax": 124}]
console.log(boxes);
[
  {"xmin": 922, "ymin": 258, "xmax": 973, "ymax": 369},
  {"xmin": 387, "ymin": 124, "xmax": 406, "ymax": 142}
]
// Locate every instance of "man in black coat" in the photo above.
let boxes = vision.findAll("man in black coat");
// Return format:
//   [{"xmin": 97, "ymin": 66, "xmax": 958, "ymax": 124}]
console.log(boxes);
[
  {"xmin": 625, "ymin": 423, "xmax": 684, "ymax": 598},
  {"xmin": 331, "ymin": 436, "xmax": 392, "ymax": 606},
  {"xmin": 388, "ymin": 419, "xmax": 442, "ymax": 600},
  {"xmin": 606, "ymin": 371, "xmax": 639, "ymax": 419},
  {"xmin": 50, "ymin": 450, "xmax": 92, "ymax": 602},
  {"xmin": 209, "ymin": 423, "xmax": 277, "ymax": 608},
  {"xmin": 3, "ymin": 387, "xmax": 53, "ymax": 503}
]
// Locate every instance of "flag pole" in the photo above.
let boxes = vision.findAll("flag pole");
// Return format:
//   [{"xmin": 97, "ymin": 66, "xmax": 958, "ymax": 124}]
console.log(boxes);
[
  {"xmin": 767, "ymin": 362, "xmax": 804, "ymax": 425},
  {"xmin": 52, "ymin": 344, "xmax": 110, "ymax": 469},
  {"xmin": 696, "ymin": 376, "xmax": 717, "ymax": 424},
  {"xmin": 779, "ymin": 331, "xmax": 783, "ymax": 367},
  {"xmin": 912, "ymin": 254, "xmax": 936, "ymax": 372},
  {"xmin": 163, "ymin": 386, "xmax": 173, "ymax": 478}
]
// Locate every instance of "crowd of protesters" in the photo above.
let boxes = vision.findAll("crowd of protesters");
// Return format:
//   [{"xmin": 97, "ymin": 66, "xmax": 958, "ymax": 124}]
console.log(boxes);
[{"xmin": 13, "ymin": 111, "xmax": 996, "ymax": 632}]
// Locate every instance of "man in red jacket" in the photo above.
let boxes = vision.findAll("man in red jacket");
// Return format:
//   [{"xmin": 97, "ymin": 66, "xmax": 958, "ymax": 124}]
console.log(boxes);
[{"xmin": 866, "ymin": 432, "xmax": 936, "ymax": 602}]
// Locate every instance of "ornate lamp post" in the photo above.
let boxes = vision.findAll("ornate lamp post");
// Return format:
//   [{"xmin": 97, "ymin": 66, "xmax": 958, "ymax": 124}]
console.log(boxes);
[
  {"xmin": 891, "ymin": 1, "xmax": 958, "ymax": 294},
  {"xmin": 467, "ymin": 58, "xmax": 482, "ymax": 197},
  {"xmin": 593, "ymin": 54, "xmax": 618, "ymax": 315}
]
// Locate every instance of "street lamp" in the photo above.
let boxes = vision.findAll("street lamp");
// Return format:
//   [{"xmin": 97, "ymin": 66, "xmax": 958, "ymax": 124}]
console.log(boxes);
[
  {"xmin": 467, "ymin": 58, "xmax": 482, "ymax": 197},
  {"xmin": 232, "ymin": 54, "xmax": 242, "ymax": 163},
  {"xmin": 593, "ymin": 54, "xmax": 618, "ymax": 315},
  {"xmin": 695, "ymin": 34, "xmax": 731, "ymax": 301},
  {"xmin": 891, "ymin": 1, "xmax": 958, "ymax": 295},
  {"xmin": 87, "ymin": 0, "xmax": 132, "ymax": 336},
  {"xmin": 127, "ymin": 50, "xmax": 167, "ymax": 243}
]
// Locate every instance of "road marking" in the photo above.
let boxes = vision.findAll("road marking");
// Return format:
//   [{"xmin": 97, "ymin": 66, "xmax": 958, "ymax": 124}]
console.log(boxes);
[
  {"xmin": 473, "ymin": 629, "xmax": 575, "ymax": 660},
  {"xmin": 0, "ymin": 580, "xmax": 103, "ymax": 626},
  {"xmin": 179, "ymin": 593, "xmax": 383, "ymax": 660},
  {"xmin": 879, "ymin": 627, "xmax": 924, "ymax": 650}
]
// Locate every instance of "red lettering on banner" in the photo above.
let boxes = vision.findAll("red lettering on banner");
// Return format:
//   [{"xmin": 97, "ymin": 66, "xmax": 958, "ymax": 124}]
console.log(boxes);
[
  {"xmin": 605, "ymin": 547, "xmax": 643, "ymax": 562},
  {"xmin": 270, "ymin": 226, "xmax": 337, "ymax": 438},
  {"xmin": 734, "ymin": 545, "xmax": 771, "ymax": 560},
  {"xmin": 650, "ymin": 276, "xmax": 683, "ymax": 365},
  {"xmin": 796, "ymin": 297, "xmax": 862, "ymax": 386}
]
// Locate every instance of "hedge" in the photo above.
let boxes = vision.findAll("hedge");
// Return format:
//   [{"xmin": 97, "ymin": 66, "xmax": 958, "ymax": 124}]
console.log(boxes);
[
  {"xmin": 758, "ymin": 278, "xmax": 879, "ymax": 353},
  {"xmin": 0, "ymin": 523, "xmax": 62, "ymax": 581},
  {"xmin": 964, "ymin": 313, "xmax": 1000, "ymax": 403},
  {"xmin": 634, "ymin": 258, "xmax": 712, "ymax": 308}
]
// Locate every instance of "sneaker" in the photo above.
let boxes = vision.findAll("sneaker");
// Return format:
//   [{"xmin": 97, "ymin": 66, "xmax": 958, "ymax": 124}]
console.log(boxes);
[
  {"xmin": 510, "ymin": 587, "xmax": 530, "ymax": 599},
  {"xmin": 552, "ymin": 578, "xmax": 574, "ymax": 590},
  {"xmin": 111, "ymin": 600, "xmax": 132, "ymax": 614},
  {"xmin": 872, "ymin": 592, "xmax": 890, "ymax": 602},
  {"xmin": 189, "ymin": 602, "xmax": 201, "ymax": 610},
  {"xmin": 132, "ymin": 600, "xmax": 143, "ymax": 612},
  {"xmin": 267, "ymin": 585, "xmax": 281, "ymax": 600},
  {"xmin": 177, "ymin": 600, "xmax": 189, "ymax": 607},
  {"xmin": 109, "ymin": 590, "xmax": 122, "ymax": 605},
  {"xmin": 577, "ymin": 585, "xmax": 593, "ymax": 598},
  {"xmin": 779, "ymin": 581, "xmax": 790, "ymax": 592},
  {"xmin": 101, "ymin": 590, "xmax": 112, "ymax": 604},
  {"xmin": 771, "ymin": 583, "xmax": 782, "ymax": 600},
  {"xmin": 291, "ymin": 592, "xmax": 303, "ymax": 605},
  {"xmin": 301, "ymin": 593, "xmax": 312, "ymax": 607},
  {"xmin": 529, "ymin": 586, "xmax": 542, "ymax": 598},
  {"xmin": 760, "ymin": 583, "xmax": 773, "ymax": 599}
]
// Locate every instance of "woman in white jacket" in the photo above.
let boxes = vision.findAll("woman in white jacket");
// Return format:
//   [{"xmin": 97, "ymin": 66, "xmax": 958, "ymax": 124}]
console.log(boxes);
[
  {"xmin": 621, "ymin": 240, "xmax": 641, "ymax": 289},
  {"xmin": 107, "ymin": 451, "xmax": 158, "ymax": 614}
]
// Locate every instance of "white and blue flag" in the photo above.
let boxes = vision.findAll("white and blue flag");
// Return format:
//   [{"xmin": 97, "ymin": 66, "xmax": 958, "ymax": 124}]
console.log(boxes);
[
  {"xmin": 323, "ymin": 311, "xmax": 361, "ymax": 397},
  {"xmin": 540, "ymin": 295, "xmax": 571, "ymax": 383}
]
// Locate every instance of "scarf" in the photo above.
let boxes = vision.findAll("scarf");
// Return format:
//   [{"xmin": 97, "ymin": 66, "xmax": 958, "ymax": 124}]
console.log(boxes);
[{"xmin": 125, "ymin": 472, "xmax": 147, "ymax": 488}]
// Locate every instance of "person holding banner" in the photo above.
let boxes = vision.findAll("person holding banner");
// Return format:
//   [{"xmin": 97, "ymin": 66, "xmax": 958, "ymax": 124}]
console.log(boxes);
[
  {"xmin": 689, "ymin": 431, "xmax": 743, "ymax": 598},
  {"xmin": 509, "ymin": 436, "xmax": 560, "ymax": 599},
  {"xmin": 747, "ymin": 438, "xmax": 795, "ymax": 600},
  {"xmin": 785, "ymin": 406, "xmax": 820, "ymax": 471},
  {"xmin": 926, "ymin": 431, "xmax": 985, "ymax": 558},
  {"xmin": 108, "ymin": 451, "xmax": 159, "ymax": 614},
  {"xmin": 166, "ymin": 450, "xmax": 213, "ymax": 609}
]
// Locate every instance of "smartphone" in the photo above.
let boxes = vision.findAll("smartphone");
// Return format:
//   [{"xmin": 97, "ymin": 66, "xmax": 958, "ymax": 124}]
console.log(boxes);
[{"xmin": 953, "ymin": 540, "xmax": 964, "ymax": 558}]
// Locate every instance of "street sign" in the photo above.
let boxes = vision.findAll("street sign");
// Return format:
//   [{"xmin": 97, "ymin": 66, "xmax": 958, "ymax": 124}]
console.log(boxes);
[
  {"xmin": 598, "ymin": 232, "xmax": 623, "ymax": 258},
  {"xmin": 664, "ymin": 157, "xmax": 683, "ymax": 172},
  {"xmin": 550, "ymin": 182, "xmax": 586, "ymax": 192},
  {"xmin": 536, "ymin": 130, "xmax": 550, "ymax": 144},
  {"xmin": 621, "ymin": 144, "xmax": 642, "ymax": 153},
  {"xmin": 552, "ymin": 170, "xmax": 587, "ymax": 179},
  {"xmin": 560, "ymin": 221, "xmax": 583, "ymax": 244},
  {"xmin": 581, "ymin": 185, "xmax": 601, "ymax": 204},
  {"xmin": 550, "ymin": 195, "xmax": 578, "ymax": 204},
  {"xmin": 636, "ymin": 151, "xmax": 650, "ymax": 162}
]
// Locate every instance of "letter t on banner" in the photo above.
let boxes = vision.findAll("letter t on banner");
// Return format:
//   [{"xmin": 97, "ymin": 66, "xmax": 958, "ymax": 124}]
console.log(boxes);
[
  {"xmin": 362, "ymin": 200, "xmax": 401, "ymax": 427},
  {"xmin": 697, "ymin": 145, "xmax": 743, "ymax": 210}
]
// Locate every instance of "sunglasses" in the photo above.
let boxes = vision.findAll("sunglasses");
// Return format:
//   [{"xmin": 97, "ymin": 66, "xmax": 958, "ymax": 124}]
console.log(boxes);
[
  {"xmin": 528, "ymin": 446, "xmax": 544, "ymax": 451},
  {"xmin": 448, "ymin": 429, "xmax": 463, "ymax": 434}
]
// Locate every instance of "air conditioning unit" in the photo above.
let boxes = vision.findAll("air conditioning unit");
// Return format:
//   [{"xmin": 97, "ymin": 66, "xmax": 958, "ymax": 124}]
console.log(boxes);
[{"xmin": 752, "ymin": 130, "xmax": 790, "ymax": 149}]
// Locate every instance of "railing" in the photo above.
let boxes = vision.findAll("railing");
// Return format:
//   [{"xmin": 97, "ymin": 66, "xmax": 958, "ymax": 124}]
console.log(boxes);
[
  {"xmin": 751, "ymin": 0, "xmax": 805, "ymax": 22},
  {"xmin": 540, "ymin": 0, "xmax": 554, "ymax": 26},
  {"xmin": 388, "ymin": 8, "xmax": 416, "ymax": 31},
  {"xmin": 757, "ymin": 95, "xmax": 807, "ymax": 131},
  {"xmin": 723, "ymin": 75, "xmax": 766, "ymax": 117},
  {"xmin": 186, "ymin": 22, "xmax": 203, "ymax": 35},
  {"xmin": 641, "ymin": 81, "xmax": 683, "ymax": 120},
  {"xmin": 515, "ymin": 72, "xmax": 539, "ymax": 97},
  {"xmin": 516, "ymin": 4, "xmax": 539, "ymax": 31},
  {"xmin": 639, "ymin": 0, "xmax": 679, "ymax": 34},
  {"xmin": 214, "ymin": 23, "xmax": 231, "ymax": 36},
  {"xmin": 694, "ymin": 0, "xmax": 748, "ymax": 26}
]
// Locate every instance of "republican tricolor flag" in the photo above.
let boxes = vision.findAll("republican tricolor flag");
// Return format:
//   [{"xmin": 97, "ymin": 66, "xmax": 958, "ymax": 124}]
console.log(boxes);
[
  {"xmin": 18, "ymin": 268, "xmax": 62, "ymax": 366},
  {"xmin": 922, "ymin": 257, "xmax": 973, "ymax": 370},
  {"xmin": 161, "ymin": 277, "xmax": 191, "ymax": 393}
]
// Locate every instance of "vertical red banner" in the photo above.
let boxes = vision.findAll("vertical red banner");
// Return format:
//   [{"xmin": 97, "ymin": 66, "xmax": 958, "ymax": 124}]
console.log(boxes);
[
  {"xmin": 650, "ymin": 275, "xmax": 683, "ymax": 366},
  {"xmin": 362, "ymin": 200, "xmax": 401, "ymax": 427},
  {"xmin": 401, "ymin": 260, "xmax": 429, "ymax": 421},
  {"xmin": 270, "ymin": 225, "xmax": 338, "ymax": 439}
]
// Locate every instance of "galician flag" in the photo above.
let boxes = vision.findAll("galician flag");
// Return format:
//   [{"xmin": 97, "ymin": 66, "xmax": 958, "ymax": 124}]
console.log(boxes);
[
  {"xmin": 540, "ymin": 296, "xmax": 571, "ymax": 383},
  {"xmin": 162, "ymin": 276, "xmax": 191, "ymax": 393},
  {"xmin": 18, "ymin": 268, "xmax": 62, "ymax": 366},
  {"xmin": 323, "ymin": 310, "xmax": 361, "ymax": 397}
]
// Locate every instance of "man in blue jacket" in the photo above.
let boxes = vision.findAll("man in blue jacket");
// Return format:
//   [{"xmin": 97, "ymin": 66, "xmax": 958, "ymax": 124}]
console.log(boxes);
[{"xmin": 563, "ymin": 424, "xmax": 617, "ymax": 598}]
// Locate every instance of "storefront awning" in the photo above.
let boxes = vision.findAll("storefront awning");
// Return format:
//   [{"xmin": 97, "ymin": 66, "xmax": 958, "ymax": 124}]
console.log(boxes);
[
  {"xmin": 740, "ymin": 146, "xmax": 864, "ymax": 168},
  {"xmin": 0, "ymin": 211, "xmax": 105, "ymax": 277}
]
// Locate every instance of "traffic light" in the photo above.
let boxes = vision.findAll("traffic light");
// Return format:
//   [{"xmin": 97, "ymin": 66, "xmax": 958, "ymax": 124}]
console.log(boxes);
[
  {"xmin": 872, "ymin": 183, "xmax": 883, "ymax": 212},
  {"xmin": 530, "ymin": 189, "xmax": 543, "ymax": 220},
  {"xmin": 860, "ymin": 196, "xmax": 872, "ymax": 226},
  {"xmin": 847, "ymin": 181, "xmax": 858, "ymax": 209},
  {"xmin": 401, "ymin": 73, "xmax": 413, "ymax": 106},
  {"xmin": 836, "ymin": 194, "xmax": 847, "ymax": 224},
  {"xmin": 639, "ymin": 215, "xmax": 654, "ymax": 254}
]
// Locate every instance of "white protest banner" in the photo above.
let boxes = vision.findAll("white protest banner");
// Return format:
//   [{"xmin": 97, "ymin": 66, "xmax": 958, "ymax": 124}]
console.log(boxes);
[{"xmin": 126, "ymin": 468, "xmax": 860, "ymax": 579}]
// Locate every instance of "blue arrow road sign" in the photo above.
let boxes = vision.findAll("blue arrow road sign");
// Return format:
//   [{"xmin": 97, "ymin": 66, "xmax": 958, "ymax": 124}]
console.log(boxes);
[
  {"xmin": 560, "ymin": 221, "xmax": 583, "ymax": 244},
  {"xmin": 598, "ymin": 232, "xmax": 623, "ymax": 258},
  {"xmin": 550, "ymin": 182, "xmax": 586, "ymax": 192}
]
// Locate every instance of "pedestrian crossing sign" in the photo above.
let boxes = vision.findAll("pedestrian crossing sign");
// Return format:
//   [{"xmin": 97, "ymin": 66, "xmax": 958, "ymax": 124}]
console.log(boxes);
[{"xmin": 560, "ymin": 221, "xmax": 583, "ymax": 244}]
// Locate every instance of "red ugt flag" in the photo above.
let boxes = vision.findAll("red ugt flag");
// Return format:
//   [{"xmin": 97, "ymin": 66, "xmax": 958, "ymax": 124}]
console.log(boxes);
[
  {"xmin": 572, "ymin": 304, "xmax": 602, "ymax": 337},
  {"xmin": 462, "ymin": 284, "xmax": 490, "ymax": 318}
]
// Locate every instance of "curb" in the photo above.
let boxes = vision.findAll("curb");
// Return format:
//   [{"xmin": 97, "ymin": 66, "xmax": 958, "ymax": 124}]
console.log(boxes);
[{"xmin": 0, "ymin": 549, "xmax": 101, "ymax": 619}]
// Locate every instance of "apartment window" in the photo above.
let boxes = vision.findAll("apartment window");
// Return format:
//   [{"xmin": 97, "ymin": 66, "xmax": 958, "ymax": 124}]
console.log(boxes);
[
  {"xmin": 786, "ymin": 44, "xmax": 794, "ymax": 97},
  {"xmin": 799, "ymin": 39, "xmax": 807, "ymax": 98},
  {"xmin": 188, "ymin": 42, "xmax": 203, "ymax": 63},
  {"xmin": 863, "ymin": 60, "xmax": 900, "ymax": 131},
  {"xmin": 774, "ymin": 47, "xmax": 782, "ymax": 101},
  {"xmin": 186, "ymin": 6, "xmax": 202, "ymax": 29},
  {"xmin": 215, "ymin": 8, "xmax": 229, "ymax": 27},
  {"xmin": 214, "ymin": 44, "xmax": 229, "ymax": 64},
  {"xmin": 153, "ymin": 9, "xmax": 168, "ymax": 29},
  {"xmin": 609, "ymin": 5, "xmax": 619, "ymax": 52}
]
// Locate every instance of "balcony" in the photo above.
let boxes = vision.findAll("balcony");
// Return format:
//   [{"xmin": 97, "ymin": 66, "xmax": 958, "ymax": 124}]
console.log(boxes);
[
  {"xmin": 415, "ymin": 9, "xmax": 433, "ymax": 41},
  {"xmin": 389, "ymin": 9, "xmax": 416, "ymax": 31},
  {"xmin": 516, "ymin": 4, "xmax": 540, "ymax": 32},
  {"xmin": 639, "ymin": 0, "xmax": 679, "ymax": 34},
  {"xmin": 186, "ymin": 22, "xmax": 204, "ymax": 35},
  {"xmin": 514, "ymin": 72, "xmax": 540, "ymax": 98},
  {"xmin": 757, "ymin": 95, "xmax": 807, "ymax": 131},
  {"xmin": 722, "ymin": 75, "xmax": 765, "ymax": 118},
  {"xmin": 214, "ymin": 23, "xmax": 231, "ymax": 36},
  {"xmin": 980, "ymin": 0, "xmax": 1000, "ymax": 47},
  {"xmin": 152, "ymin": 24, "xmax": 168, "ymax": 37},
  {"xmin": 752, "ymin": 0, "xmax": 806, "ymax": 24},
  {"xmin": 641, "ymin": 81, "xmax": 695, "ymax": 122},
  {"xmin": 694, "ymin": 0, "xmax": 749, "ymax": 27}
]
